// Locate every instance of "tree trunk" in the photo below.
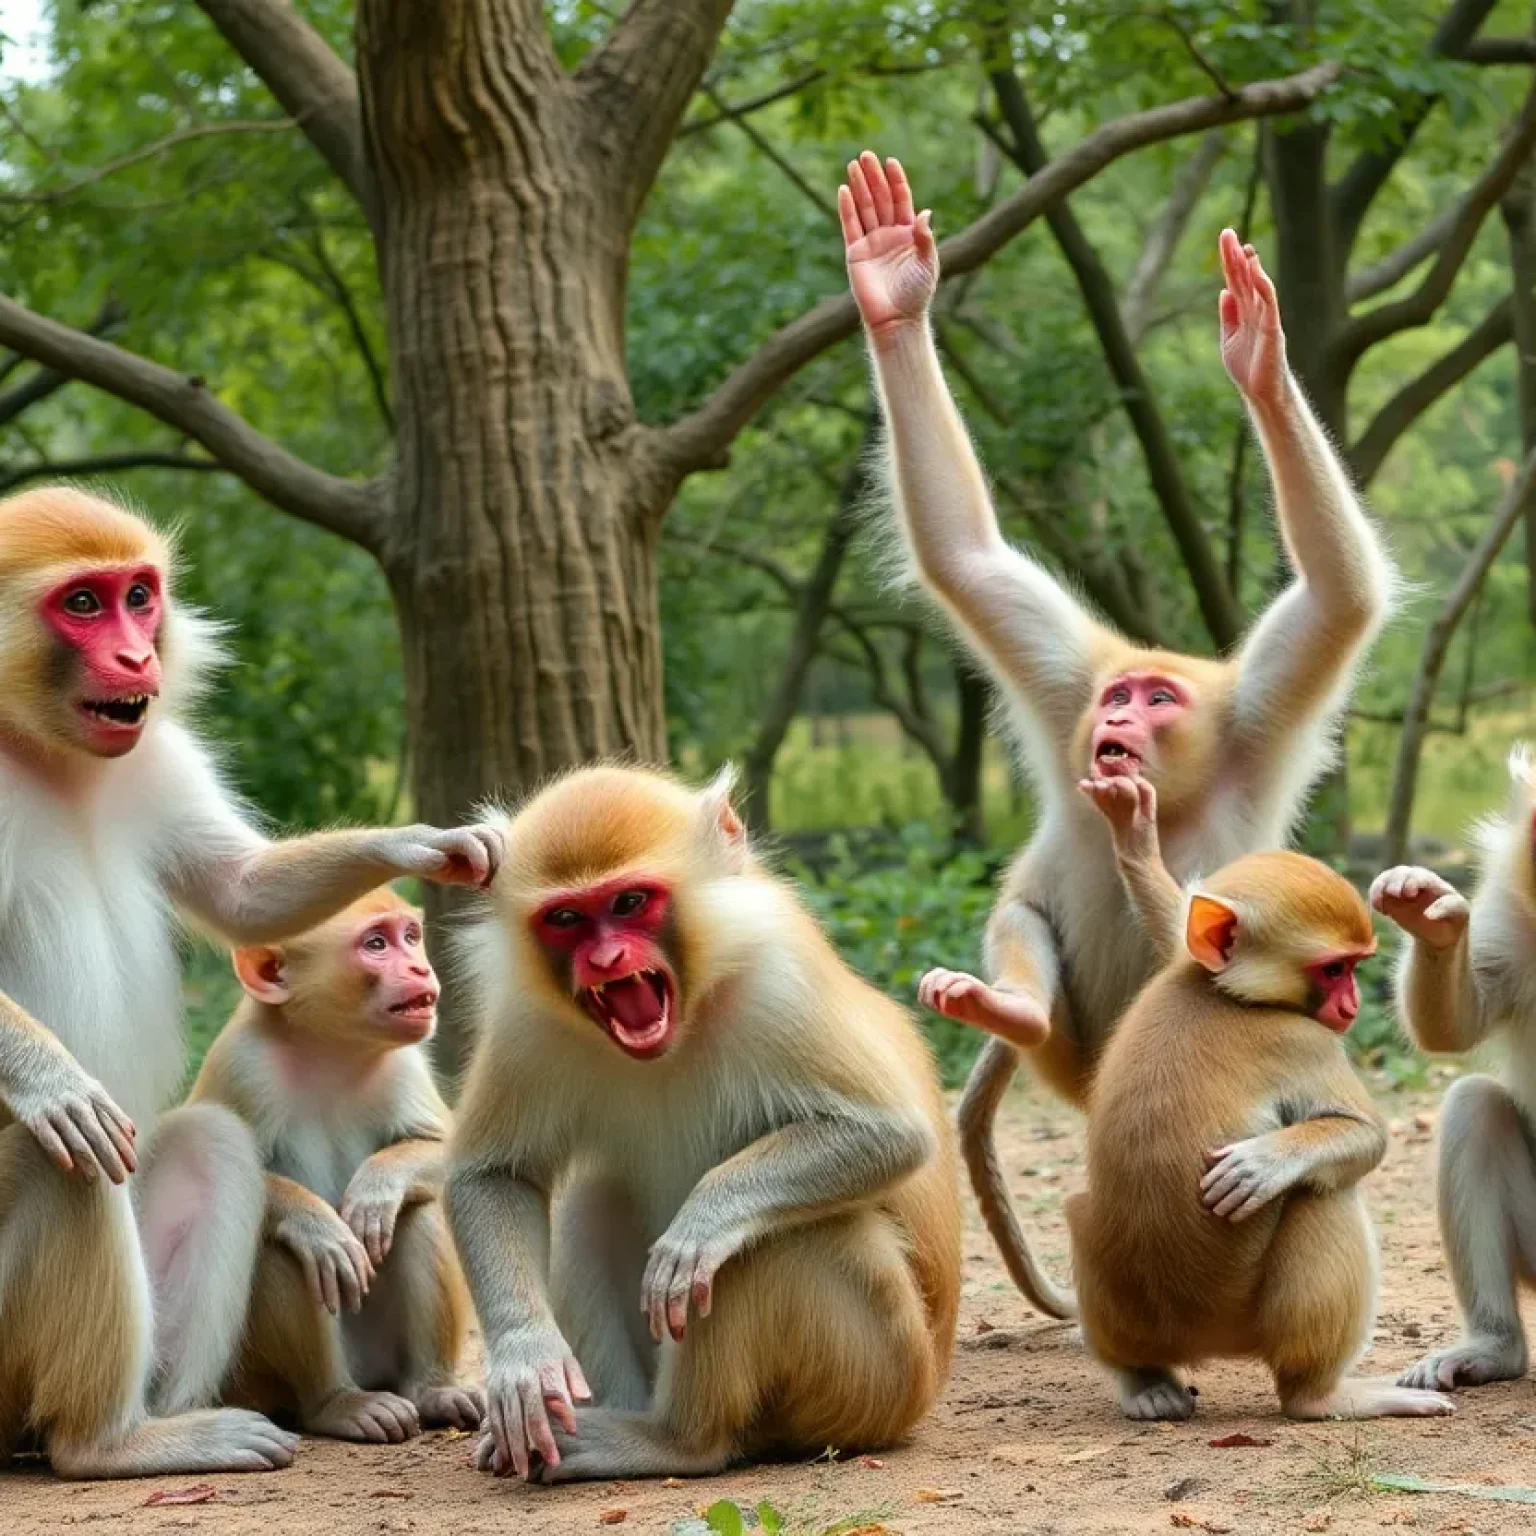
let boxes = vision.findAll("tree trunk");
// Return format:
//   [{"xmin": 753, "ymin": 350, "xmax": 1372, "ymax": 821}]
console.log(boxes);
[
  {"xmin": 1500, "ymin": 168, "xmax": 1536, "ymax": 624},
  {"xmin": 357, "ymin": 3, "xmax": 672, "ymax": 1077},
  {"xmin": 946, "ymin": 663, "xmax": 988, "ymax": 845}
]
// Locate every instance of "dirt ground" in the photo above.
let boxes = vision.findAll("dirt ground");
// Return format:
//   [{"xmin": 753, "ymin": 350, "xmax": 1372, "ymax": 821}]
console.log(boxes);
[{"xmin": 7, "ymin": 1070, "xmax": 1536, "ymax": 1536}]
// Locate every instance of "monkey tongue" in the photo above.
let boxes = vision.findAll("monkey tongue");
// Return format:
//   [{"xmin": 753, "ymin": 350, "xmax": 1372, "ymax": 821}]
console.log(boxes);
[{"xmin": 592, "ymin": 972, "xmax": 672, "ymax": 1055}]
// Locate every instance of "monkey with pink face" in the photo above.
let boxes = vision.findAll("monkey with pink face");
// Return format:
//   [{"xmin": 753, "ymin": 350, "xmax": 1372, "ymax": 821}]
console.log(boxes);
[
  {"xmin": 0, "ymin": 486, "xmax": 503, "ymax": 1479},
  {"xmin": 841, "ymin": 151, "xmax": 1395, "ymax": 1329}
]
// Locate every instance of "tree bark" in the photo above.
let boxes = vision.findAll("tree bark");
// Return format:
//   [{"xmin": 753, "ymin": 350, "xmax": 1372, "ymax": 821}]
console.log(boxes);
[
  {"xmin": 946, "ymin": 662, "xmax": 988, "ymax": 845},
  {"xmin": 1500, "ymin": 164, "xmax": 1536, "ymax": 623}
]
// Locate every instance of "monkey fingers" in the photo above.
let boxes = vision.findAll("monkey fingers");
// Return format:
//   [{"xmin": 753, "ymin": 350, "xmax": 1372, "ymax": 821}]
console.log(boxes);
[
  {"xmin": 26, "ymin": 1082, "xmax": 137, "ymax": 1183},
  {"xmin": 917, "ymin": 968, "xmax": 1050, "ymax": 1048},
  {"xmin": 642, "ymin": 1228, "xmax": 729, "ymax": 1341},
  {"xmin": 1201, "ymin": 1141, "xmax": 1290, "ymax": 1222}
]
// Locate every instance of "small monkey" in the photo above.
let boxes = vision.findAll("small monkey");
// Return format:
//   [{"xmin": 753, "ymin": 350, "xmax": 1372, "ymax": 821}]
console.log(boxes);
[
  {"xmin": 1067, "ymin": 815, "xmax": 1452, "ymax": 1421},
  {"xmin": 0, "ymin": 486, "xmax": 502, "ymax": 1478},
  {"xmin": 189, "ymin": 889, "xmax": 482, "ymax": 1441},
  {"xmin": 448, "ymin": 765, "xmax": 960, "ymax": 1483},
  {"xmin": 842, "ymin": 152, "xmax": 1393, "ymax": 1316},
  {"xmin": 1372, "ymin": 745, "xmax": 1536, "ymax": 1391}
]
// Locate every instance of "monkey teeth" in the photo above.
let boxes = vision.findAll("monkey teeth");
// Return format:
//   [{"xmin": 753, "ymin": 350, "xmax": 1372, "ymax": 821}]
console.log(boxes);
[
  {"xmin": 389, "ymin": 992, "xmax": 438, "ymax": 1016},
  {"xmin": 578, "ymin": 969, "xmax": 676, "ymax": 1060},
  {"xmin": 80, "ymin": 694, "xmax": 151, "ymax": 726}
]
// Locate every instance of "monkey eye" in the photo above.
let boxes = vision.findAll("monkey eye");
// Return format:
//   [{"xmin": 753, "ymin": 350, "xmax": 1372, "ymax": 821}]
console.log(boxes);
[
  {"xmin": 1108, "ymin": 686, "xmax": 1131, "ymax": 706},
  {"xmin": 405, "ymin": 923, "xmax": 422, "ymax": 945},
  {"xmin": 1150, "ymin": 688, "xmax": 1176, "ymax": 705},
  {"xmin": 63, "ymin": 589, "xmax": 101, "ymax": 616},
  {"xmin": 543, "ymin": 907, "xmax": 585, "ymax": 929},
  {"xmin": 1319, "ymin": 961, "xmax": 1348, "ymax": 980},
  {"xmin": 125, "ymin": 582, "xmax": 152, "ymax": 610},
  {"xmin": 363, "ymin": 932, "xmax": 389, "ymax": 953},
  {"xmin": 612, "ymin": 890, "xmax": 648, "ymax": 917}
]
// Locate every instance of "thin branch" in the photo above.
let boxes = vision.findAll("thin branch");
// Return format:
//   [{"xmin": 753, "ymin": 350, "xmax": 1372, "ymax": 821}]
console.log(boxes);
[
  {"xmin": 1346, "ymin": 296, "xmax": 1513, "ymax": 484},
  {"xmin": 1, "ymin": 120, "xmax": 296, "ymax": 207},
  {"xmin": 1345, "ymin": 202, "xmax": 1461, "ymax": 306},
  {"xmin": 986, "ymin": 69, "xmax": 1241, "ymax": 647},
  {"xmin": 0, "ymin": 451, "xmax": 224, "ymax": 495},
  {"xmin": 1330, "ymin": 0, "xmax": 1502, "ymax": 261},
  {"xmin": 1331, "ymin": 78, "xmax": 1536, "ymax": 367},
  {"xmin": 1121, "ymin": 129, "xmax": 1228, "ymax": 345},
  {"xmin": 679, "ymin": 69, "xmax": 825, "ymax": 137},
  {"xmin": 0, "ymin": 294, "xmax": 382, "ymax": 547},
  {"xmin": 701, "ymin": 84, "xmax": 834, "ymax": 219},
  {"xmin": 658, "ymin": 60, "xmax": 1342, "ymax": 475},
  {"xmin": 1459, "ymin": 36, "xmax": 1536, "ymax": 64},
  {"xmin": 193, "ymin": 0, "xmax": 374, "ymax": 225}
]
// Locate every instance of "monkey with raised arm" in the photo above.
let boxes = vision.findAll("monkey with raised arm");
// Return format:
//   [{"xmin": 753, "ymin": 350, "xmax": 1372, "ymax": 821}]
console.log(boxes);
[
  {"xmin": 841, "ymin": 151, "xmax": 1393, "ymax": 1317},
  {"xmin": 189, "ymin": 889, "xmax": 481, "ymax": 1443},
  {"xmin": 1072, "ymin": 791, "xmax": 1451, "ymax": 1421},
  {"xmin": 1371, "ymin": 745, "xmax": 1536, "ymax": 1392},
  {"xmin": 0, "ymin": 486, "xmax": 502, "ymax": 1479},
  {"xmin": 448, "ymin": 765, "xmax": 960, "ymax": 1483}
]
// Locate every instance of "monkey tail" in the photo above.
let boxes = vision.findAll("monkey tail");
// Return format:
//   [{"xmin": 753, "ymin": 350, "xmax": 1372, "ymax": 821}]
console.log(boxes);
[{"xmin": 957, "ymin": 1036, "xmax": 1078, "ymax": 1321}]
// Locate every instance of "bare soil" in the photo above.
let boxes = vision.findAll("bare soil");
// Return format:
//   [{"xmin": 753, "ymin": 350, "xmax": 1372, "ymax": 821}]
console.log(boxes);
[{"xmin": 8, "ymin": 1073, "xmax": 1536, "ymax": 1535}]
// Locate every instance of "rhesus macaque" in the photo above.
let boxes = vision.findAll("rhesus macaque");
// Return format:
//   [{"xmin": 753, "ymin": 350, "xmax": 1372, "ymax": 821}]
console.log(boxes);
[
  {"xmin": 841, "ymin": 151, "xmax": 1393, "ymax": 1316},
  {"xmin": 448, "ymin": 765, "xmax": 960, "ymax": 1483},
  {"xmin": 188, "ymin": 889, "xmax": 481, "ymax": 1443},
  {"xmin": 1371, "ymin": 745, "xmax": 1536, "ymax": 1392},
  {"xmin": 1070, "ymin": 804, "xmax": 1452, "ymax": 1422},
  {"xmin": 0, "ymin": 487, "xmax": 503, "ymax": 1479}
]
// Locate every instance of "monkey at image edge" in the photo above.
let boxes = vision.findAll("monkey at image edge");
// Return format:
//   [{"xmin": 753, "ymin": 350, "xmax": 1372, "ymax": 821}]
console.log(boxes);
[{"xmin": 0, "ymin": 485, "xmax": 504, "ymax": 1480}]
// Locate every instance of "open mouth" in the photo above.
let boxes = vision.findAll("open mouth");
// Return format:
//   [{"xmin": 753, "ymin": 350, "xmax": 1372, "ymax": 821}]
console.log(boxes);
[
  {"xmin": 79, "ymin": 695, "xmax": 152, "ymax": 729},
  {"xmin": 388, "ymin": 991, "xmax": 439, "ymax": 1024},
  {"xmin": 578, "ymin": 969, "xmax": 676, "ymax": 1060},
  {"xmin": 1093, "ymin": 740, "xmax": 1142, "ymax": 778}
]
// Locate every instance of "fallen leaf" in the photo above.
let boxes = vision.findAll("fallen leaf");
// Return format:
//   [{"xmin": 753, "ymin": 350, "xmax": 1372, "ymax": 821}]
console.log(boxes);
[
  {"xmin": 1413, "ymin": 1113, "xmax": 1435, "ymax": 1132},
  {"xmin": 1375, "ymin": 1472, "xmax": 1536, "ymax": 1505},
  {"xmin": 144, "ymin": 1486, "xmax": 217, "ymax": 1508},
  {"xmin": 857, "ymin": 1455, "xmax": 885, "ymax": 1469},
  {"xmin": 599, "ymin": 1511, "xmax": 629, "ymax": 1526},
  {"xmin": 975, "ymin": 1319, "xmax": 995, "ymax": 1335},
  {"xmin": 1303, "ymin": 1514, "xmax": 1332, "ymax": 1532},
  {"xmin": 371, "ymin": 1489, "xmax": 413, "ymax": 1500},
  {"xmin": 1163, "ymin": 1478, "xmax": 1205, "ymax": 1502},
  {"xmin": 1171, "ymin": 1517, "xmax": 1197, "ymax": 1530},
  {"xmin": 914, "ymin": 1487, "xmax": 963, "ymax": 1503},
  {"xmin": 1208, "ymin": 1433, "xmax": 1272, "ymax": 1449}
]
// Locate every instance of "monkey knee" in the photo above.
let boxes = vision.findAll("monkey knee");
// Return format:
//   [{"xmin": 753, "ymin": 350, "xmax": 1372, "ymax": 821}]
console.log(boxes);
[{"xmin": 1440, "ymin": 1075, "xmax": 1524, "ymax": 1162}]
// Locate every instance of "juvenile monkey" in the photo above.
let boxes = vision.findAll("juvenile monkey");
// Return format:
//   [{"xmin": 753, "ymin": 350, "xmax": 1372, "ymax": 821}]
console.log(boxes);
[
  {"xmin": 0, "ymin": 486, "xmax": 503, "ymax": 1478},
  {"xmin": 1372, "ymin": 745, "xmax": 1536, "ymax": 1391},
  {"xmin": 448, "ymin": 765, "xmax": 960, "ymax": 1483},
  {"xmin": 842, "ymin": 152, "xmax": 1393, "ymax": 1315},
  {"xmin": 189, "ymin": 889, "xmax": 481, "ymax": 1442},
  {"xmin": 1069, "ymin": 811, "xmax": 1451, "ymax": 1422}
]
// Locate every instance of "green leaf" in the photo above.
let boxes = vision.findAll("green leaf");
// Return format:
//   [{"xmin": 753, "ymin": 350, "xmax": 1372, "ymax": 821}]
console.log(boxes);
[
  {"xmin": 705, "ymin": 1501, "xmax": 747, "ymax": 1536},
  {"xmin": 756, "ymin": 1502, "xmax": 782, "ymax": 1535}
]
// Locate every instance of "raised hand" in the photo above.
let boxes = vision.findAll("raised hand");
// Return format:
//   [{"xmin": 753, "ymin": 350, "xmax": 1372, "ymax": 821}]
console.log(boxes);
[
  {"xmin": 1218, "ymin": 228, "xmax": 1288, "ymax": 410},
  {"xmin": 1078, "ymin": 775, "xmax": 1159, "ymax": 865},
  {"xmin": 1370, "ymin": 865, "xmax": 1470, "ymax": 952},
  {"xmin": 840, "ymin": 150, "xmax": 938, "ymax": 336}
]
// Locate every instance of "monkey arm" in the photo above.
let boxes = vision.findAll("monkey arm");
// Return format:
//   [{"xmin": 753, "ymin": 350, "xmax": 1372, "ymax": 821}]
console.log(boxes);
[
  {"xmin": 342, "ymin": 1138, "xmax": 446, "ymax": 1265},
  {"xmin": 1115, "ymin": 850, "xmax": 1183, "ymax": 966},
  {"xmin": 169, "ymin": 824, "xmax": 503, "ymax": 945},
  {"xmin": 264, "ymin": 1173, "xmax": 374, "ymax": 1314},
  {"xmin": 1397, "ymin": 931, "xmax": 1490, "ymax": 1054},
  {"xmin": 868, "ymin": 322, "xmax": 1109, "ymax": 740},
  {"xmin": 1230, "ymin": 379, "xmax": 1392, "ymax": 759}
]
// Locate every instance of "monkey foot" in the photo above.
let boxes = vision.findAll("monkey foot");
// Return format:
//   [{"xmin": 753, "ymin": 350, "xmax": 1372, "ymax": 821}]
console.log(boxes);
[
  {"xmin": 917, "ymin": 969, "xmax": 1049, "ymax": 1048},
  {"xmin": 1117, "ymin": 1369, "xmax": 1195, "ymax": 1421},
  {"xmin": 306, "ymin": 1389, "xmax": 420, "ymax": 1443},
  {"xmin": 411, "ymin": 1383, "xmax": 485, "ymax": 1430},
  {"xmin": 1284, "ymin": 1376, "xmax": 1454, "ymax": 1420},
  {"xmin": 50, "ymin": 1409, "xmax": 299, "ymax": 1478},
  {"xmin": 1398, "ymin": 1336, "xmax": 1527, "ymax": 1392}
]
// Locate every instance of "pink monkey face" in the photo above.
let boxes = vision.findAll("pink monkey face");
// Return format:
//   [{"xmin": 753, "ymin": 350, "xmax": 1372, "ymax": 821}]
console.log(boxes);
[
  {"xmin": 1305, "ymin": 951, "xmax": 1371, "ymax": 1033},
  {"xmin": 39, "ymin": 564, "xmax": 164, "ymax": 757},
  {"xmin": 354, "ymin": 908, "xmax": 440, "ymax": 1043},
  {"xmin": 1088, "ymin": 671, "xmax": 1193, "ymax": 781}
]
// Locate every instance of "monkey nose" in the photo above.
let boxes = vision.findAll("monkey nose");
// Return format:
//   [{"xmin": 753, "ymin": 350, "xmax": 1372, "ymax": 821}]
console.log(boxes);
[
  {"xmin": 589, "ymin": 941, "xmax": 625, "ymax": 972},
  {"xmin": 115, "ymin": 648, "xmax": 153, "ymax": 672}
]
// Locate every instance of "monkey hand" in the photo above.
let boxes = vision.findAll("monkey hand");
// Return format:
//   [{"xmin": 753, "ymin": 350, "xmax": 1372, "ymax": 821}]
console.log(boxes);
[
  {"xmin": 1369, "ymin": 866, "xmax": 1469, "ymax": 952},
  {"xmin": 1201, "ymin": 1136, "xmax": 1299, "ymax": 1222},
  {"xmin": 642, "ymin": 1212, "xmax": 745, "ymax": 1343},
  {"xmin": 479, "ymin": 1331, "xmax": 591, "ymax": 1479},
  {"xmin": 379, "ymin": 822, "xmax": 506, "ymax": 890},
  {"xmin": 1218, "ymin": 228, "xmax": 1288, "ymax": 410},
  {"xmin": 273, "ymin": 1201, "xmax": 374, "ymax": 1315},
  {"xmin": 917, "ymin": 968, "xmax": 1050, "ymax": 1048},
  {"xmin": 1077, "ymin": 775, "xmax": 1158, "ymax": 862},
  {"xmin": 4, "ymin": 1054, "xmax": 137, "ymax": 1184},
  {"xmin": 339, "ymin": 1160, "xmax": 411, "ymax": 1267},
  {"xmin": 840, "ymin": 151, "xmax": 937, "ymax": 335}
]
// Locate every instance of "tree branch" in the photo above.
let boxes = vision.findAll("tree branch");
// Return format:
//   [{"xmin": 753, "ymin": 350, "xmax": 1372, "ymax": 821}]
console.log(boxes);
[
  {"xmin": 0, "ymin": 451, "xmax": 225, "ymax": 496},
  {"xmin": 577, "ymin": 0, "xmax": 736, "ymax": 225},
  {"xmin": 1330, "ymin": 0, "xmax": 1501, "ymax": 260},
  {"xmin": 0, "ymin": 297, "xmax": 126, "ymax": 428},
  {"xmin": 1331, "ymin": 78, "xmax": 1536, "ymax": 367},
  {"xmin": 986, "ymin": 71, "xmax": 1241, "ymax": 647},
  {"xmin": 0, "ymin": 295, "xmax": 383, "ymax": 547},
  {"xmin": 658, "ymin": 60, "xmax": 1341, "ymax": 476},
  {"xmin": 194, "ymin": 0, "xmax": 374, "ymax": 226},
  {"xmin": 678, "ymin": 69, "xmax": 825, "ymax": 137},
  {"xmin": 1345, "ymin": 296, "xmax": 1513, "ymax": 484},
  {"xmin": 1459, "ymin": 36, "xmax": 1536, "ymax": 64},
  {"xmin": 1345, "ymin": 201, "xmax": 1461, "ymax": 306}
]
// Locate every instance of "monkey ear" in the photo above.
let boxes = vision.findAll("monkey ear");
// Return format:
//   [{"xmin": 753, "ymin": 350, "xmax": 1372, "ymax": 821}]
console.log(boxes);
[
  {"xmin": 1185, "ymin": 894, "xmax": 1239, "ymax": 973},
  {"xmin": 232, "ymin": 945, "xmax": 290, "ymax": 1005},
  {"xmin": 697, "ymin": 765, "xmax": 747, "ymax": 869}
]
